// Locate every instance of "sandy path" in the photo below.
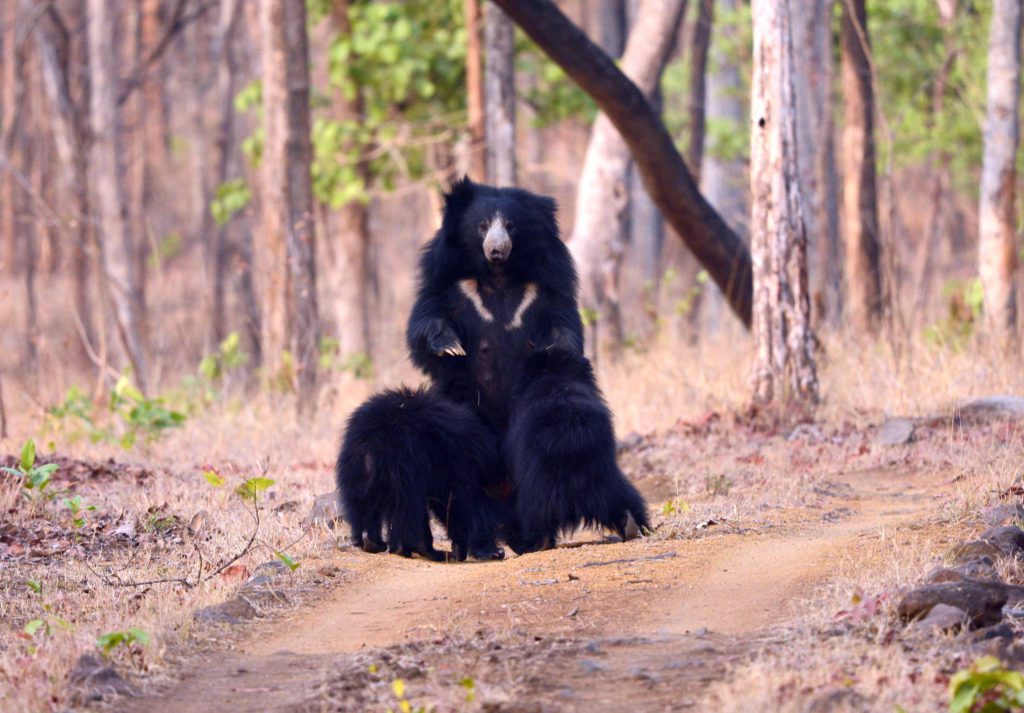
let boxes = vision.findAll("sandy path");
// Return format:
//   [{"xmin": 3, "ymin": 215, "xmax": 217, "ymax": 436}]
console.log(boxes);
[{"xmin": 129, "ymin": 467, "xmax": 947, "ymax": 712}]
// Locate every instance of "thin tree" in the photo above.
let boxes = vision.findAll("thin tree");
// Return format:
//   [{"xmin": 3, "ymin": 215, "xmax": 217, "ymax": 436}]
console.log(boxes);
[
  {"xmin": 484, "ymin": 4, "xmax": 516, "ymax": 186},
  {"xmin": 978, "ymin": 0, "xmax": 1022, "ymax": 343},
  {"xmin": 465, "ymin": 0, "xmax": 487, "ymax": 180},
  {"xmin": 840, "ymin": 0, "xmax": 883, "ymax": 334},
  {"xmin": 750, "ymin": 0, "xmax": 819, "ymax": 405},
  {"xmin": 328, "ymin": 0, "xmax": 373, "ymax": 363},
  {"xmin": 493, "ymin": 0, "xmax": 753, "ymax": 327},
  {"xmin": 260, "ymin": 0, "xmax": 319, "ymax": 400},
  {"xmin": 687, "ymin": 0, "xmax": 713, "ymax": 180},
  {"xmin": 569, "ymin": 0, "xmax": 688, "ymax": 355},
  {"xmin": 87, "ymin": 0, "xmax": 149, "ymax": 391}
]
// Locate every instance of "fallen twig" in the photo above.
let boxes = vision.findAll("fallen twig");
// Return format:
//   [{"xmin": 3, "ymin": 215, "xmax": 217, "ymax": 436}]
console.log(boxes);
[{"xmin": 580, "ymin": 551, "xmax": 677, "ymax": 569}]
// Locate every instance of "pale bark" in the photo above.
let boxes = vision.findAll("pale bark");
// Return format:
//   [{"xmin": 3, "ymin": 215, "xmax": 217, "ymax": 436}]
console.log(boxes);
[
  {"xmin": 88, "ymin": 0, "xmax": 148, "ymax": 391},
  {"xmin": 840, "ymin": 0, "xmax": 883, "ymax": 334},
  {"xmin": 484, "ymin": 4, "xmax": 516, "ymax": 186},
  {"xmin": 978, "ymin": 0, "xmax": 1022, "ymax": 341},
  {"xmin": 465, "ymin": 0, "xmax": 487, "ymax": 180},
  {"xmin": 792, "ymin": 0, "xmax": 840, "ymax": 325},
  {"xmin": 1, "ymin": 2, "xmax": 20, "ymax": 276},
  {"xmin": 570, "ymin": 0, "xmax": 687, "ymax": 354},
  {"xmin": 750, "ymin": 0, "xmax": 819, "ymax": 405},
  {"xmin": 261, "ymin": 0, "xmax": 319, "ymax": 399}
]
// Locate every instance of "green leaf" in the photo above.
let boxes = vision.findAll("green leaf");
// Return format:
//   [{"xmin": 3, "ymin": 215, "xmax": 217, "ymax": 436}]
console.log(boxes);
[
  {"xmin": 234, "ymin": 477, "xmax": 276, "ymax": 502},
  {"xmin": 25, "ymin": 580, "xmax": 42, "ymax": 594},
  {"xmin": 275, "ymin": 551, "xmax": 300, "ymax": 572},
  {"xmin": 203, "ymin": 470, "xmax": 225, "ymax": 488},
  {"xmin": 24, "ymin": 619, "xmax": 45, "ymax": 636},
  {"xmin": 97, "ymin": 627, "xmax": 149, "ymax": 654},
  {"xmin": 20, "ymin": 440, "xmax": 36, "ymax": 471}
]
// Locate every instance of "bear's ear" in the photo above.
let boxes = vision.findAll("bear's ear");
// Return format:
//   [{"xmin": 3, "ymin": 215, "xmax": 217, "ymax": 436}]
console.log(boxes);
[{"xmin": 442, "ymin": 175, "xmax": 476, "ymax": 221}]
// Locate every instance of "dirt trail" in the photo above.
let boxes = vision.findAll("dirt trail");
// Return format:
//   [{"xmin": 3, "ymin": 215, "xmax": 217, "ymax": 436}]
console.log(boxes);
[{"xmin": 129, "ymin": 467, "xmax": 948, "ymax": 712}]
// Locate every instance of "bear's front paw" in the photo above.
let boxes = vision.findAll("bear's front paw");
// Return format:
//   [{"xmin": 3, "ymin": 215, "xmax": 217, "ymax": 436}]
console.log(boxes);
[{"xmin": 429, "ymin": 325, "xmax": 466, "ymax": 357}]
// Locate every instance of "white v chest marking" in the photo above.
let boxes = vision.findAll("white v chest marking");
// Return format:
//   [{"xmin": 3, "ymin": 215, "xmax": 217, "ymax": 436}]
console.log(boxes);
[{"xmin": 457, "ymin": 280, "xmax": 539, "ymax": 330}]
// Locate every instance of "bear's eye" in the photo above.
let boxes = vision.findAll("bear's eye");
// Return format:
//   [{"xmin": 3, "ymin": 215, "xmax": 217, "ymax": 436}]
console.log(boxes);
[
  {"xmin": 478, "ymin": 220, "xmax": 489, "ymax": 235},
  {"xmin": 504, "ymin": 220, "xmax": 514, "ymax": 232}
]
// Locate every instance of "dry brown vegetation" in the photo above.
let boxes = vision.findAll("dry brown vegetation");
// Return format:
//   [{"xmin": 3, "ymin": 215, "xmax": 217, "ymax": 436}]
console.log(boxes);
[{"xmin": 2, "ymin": 329, "xmax": 1023, "ymax": 711}]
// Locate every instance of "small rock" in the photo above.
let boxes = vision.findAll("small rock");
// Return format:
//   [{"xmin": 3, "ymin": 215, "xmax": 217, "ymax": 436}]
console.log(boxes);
[
  {"xmin": 963, "ymin": 623, "xmax": 1016, "ymax": 643},
  {"xmin": 925, "ymin": 567, "xmax": 966, "ymax": 584},
  {"xmin": 980, "ymin": 525, "xmax": 1024, "ymax": 558},
  {"xmin": 954, "ymin": 558, "xmax": 999, "ymax": 581},
  {"xmin": 1005, "ymin": 586, "xmax": 1024, "ymax": 608},
  {"xmin": 579, "ymin": 659, "xmax": 606, "ymax": 674},
  {"xmin": 68, "ymin": 653, "xmax": 137, "ymax": 700},
  {"xmin": 875, "ymin": 418, "xmax": 914, "ymax": 446},
  {"xmin": 317, "ymin": 563, "xmax": 343, "ymax": 578},
  {"xmin": 583, "ymin": 640, "xmax": 604, "ymax": 654},
  {"xmin": 909, "ymin": 603, "xmax": 969, "ymax": 633},
  {"xmin": 951, "ymin": 540, "xmax": 1003, "ymax": 563},
  {"xmin": 188, "ymin": 510, "xmax": 209, "ymax": 534},
  {"xmin": 302, "ymin": 490, "xmax": 342, "ymax": 530},
  {"xmin": 803, "ymin": 688, "xmax": 869, "ymax": 713},
  {"xmin": 254, "ymin": 560, "xmax": 290, "ymax": 577},
  {"xmin": 981, "ymin": 503, "xmax": 1024, "ymax": 527},
  {"xmin": 239, "ymin": 583, "xmax": 289, "ymax": 607},
  {"xmin": 193, "ymin": 597, "xmax": 258, "ymax": 625},
  {"xmin": 958, "ymin": 396, "xmax": 1024, "ymax": 421},
  {"xmin": 898, "ymin": 580, "xmax": 1007, "ymax": 628}
]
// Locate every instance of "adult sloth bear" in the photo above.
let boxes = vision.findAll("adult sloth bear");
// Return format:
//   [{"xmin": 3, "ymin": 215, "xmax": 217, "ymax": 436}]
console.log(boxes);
[
  {"xmin": 506, "ymin": 348, "xmax": 649, "ymax": 553},
  {"xmin": 406, "ymin": 177, "xmax": 584, "ymax": 432},
  {"xmin": 336, "ymin": 387, "xmax": 506, "ymax": 561}
]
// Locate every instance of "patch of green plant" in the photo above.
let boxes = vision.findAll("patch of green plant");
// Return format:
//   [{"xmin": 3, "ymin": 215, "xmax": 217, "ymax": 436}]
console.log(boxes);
[
  {"xmin": 62, "ymin": 495, "xmax": 97, "ymax": 530},
  {"xmin": 458, "ymin": 676, "xmax": 476, "ymax": 703},
  {"xmin": 949, "ymin": 656, "xmax": 1024, "ymax": 712},
  {"xmin": 1, "ymin": 440, "xmax": 61, "ymax": 501},
  {"xmin": 318, "ymin": 337, "xmax": 375, "ymax": 379},
  {"xmin": 275, "ymin": 551, "xmax": 300, "ymax": 572},
  {"xmin": 46, "ymin": 386, "xmax": 109, "ymax": 444},
  {"xmin": 210, "ymin": 179, "xmax": 252, "ymax": 227},
  {"xmin": 924, "ymin": 278, "xmax": 984, "ymax": 350},
  {"xmin": 21, "ymin": 581, "xmax": 72, "ymax": 653},
  {"xmin": 97, "ymin": 628, "xmax": 149, "ymax": 656},
  {"xmin": 235, "ymin": 477, "xmax": 275, "ymax": 503},
  {"xmin": 661, "ymin": 499, "xmax": 691, "ymax": 516},
  {"xmin": 109, "ymin": 375, "xmax": 186, "ymax": 449},
  {"xmin": 199, "ymin": 331, "xmax": 250, "ymax": 382}
]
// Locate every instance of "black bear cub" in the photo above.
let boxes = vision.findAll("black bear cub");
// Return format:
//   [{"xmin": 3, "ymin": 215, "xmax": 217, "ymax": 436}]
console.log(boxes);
[
  {"xmin": 336, "ymin": 387, "xmax": 506, "ymax": 562},
  {"xmin": 506, "ymin": 348, "xmax": 649, "ymax": 553}
]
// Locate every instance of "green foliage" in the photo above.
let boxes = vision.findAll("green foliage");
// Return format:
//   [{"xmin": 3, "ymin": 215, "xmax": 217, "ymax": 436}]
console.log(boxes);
[
  {"xmin": 949, "ymin": 656, "xmax": 1024, "ymax": 712},
  {"xmin": 516, "ymin": 38, "xmax": 594, "ymax": 127},
  {"xmin": 62, "ymin": 495, "xmax": 96, "ymax": 530},
  {"xmin": 458, "ymin": 675, "xmax": 476, "ymax": 703},
  {"xmin": 210, "ymin": 180, "xmax": 252, "ymax": 228},
  {"xmin": 661, "ymin": 499, "xmax": 691, "ymax": 516},
  {"xmin": 148, "ymin": 231, "xmax": 184, "ymax": 267},
  {"xmin": 234, "ymin": 477, "xmax": 275, "ymax": 503},
  {"xmin": 46, "ymin": 386, "xmax": 105, "ymax": 444},
  {"xmin": 275, "ymin": 551, "xmax": 300, "ymax": 572},
  {"xmin": 924, "ymin": 278, "xmax": 984, "ymax": 348},
  {"xmin": 1, "ymin": 440, "xmax": 60, "ymax": 501},
  {"xmin": 97, "ymin": 628, "xmax": 149, "ymax": 656},
  {"xmin": 199, "ymin": 332, "xmax": 249, "ymax": 382},
  {"xmin": 110, "ymin": 375, "xmax": 186, "ymax": 449},
  {"xmin": 203, "ymin": 469, "xmax": 225, "ymax": 488},
  {"xmin": 318, "ymin": 337, "xmax": 374, "ymax": 379}
]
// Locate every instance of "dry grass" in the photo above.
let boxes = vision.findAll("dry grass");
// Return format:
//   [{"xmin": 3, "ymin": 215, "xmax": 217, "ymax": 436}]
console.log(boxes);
[{"xmin": 0, "ymin": 327, "xmax": 1022, "ymax": 711}]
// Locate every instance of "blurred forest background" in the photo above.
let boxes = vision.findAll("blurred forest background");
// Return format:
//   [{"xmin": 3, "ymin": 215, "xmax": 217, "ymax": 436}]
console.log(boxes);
[{"xmin": 0, "ymin": 0, "xmax": 1021, "ymax": 420}]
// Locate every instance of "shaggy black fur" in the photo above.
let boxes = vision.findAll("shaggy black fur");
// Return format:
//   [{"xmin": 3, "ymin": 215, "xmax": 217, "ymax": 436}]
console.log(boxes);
[
  {"xmin": 406, "ymin": 177, "xmax": 583, "ymax": 432},
  {"xmin": 335, "ymin": 387, "xmax": 506, "ymax": 562},
  {"xmin": 505, "ymin": 348, "xmax": 649, "ymax": 553}
]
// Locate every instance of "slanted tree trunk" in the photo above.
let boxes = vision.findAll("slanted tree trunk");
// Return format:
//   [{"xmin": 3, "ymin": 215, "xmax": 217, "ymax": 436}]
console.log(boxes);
[
  {"xmin": 260, "ymin": 0, "xmax": 319, "ymax": 401},
  {"xmin": 570, "ymin": 0, "xmax": 687, "ymax": 356},
  {"xmin": 328, "ymin": 0, "xmax": 373, "ymax": 362},
  {"xmin": 750, "ymin": 0, "xmax": 819, "ymax": 406},
  {"xmin": 978, "ymin": 0, "xmax": 1022, "ymax": 343},
  {"xmin": 484, "ymin": 4, "xmax": 516, "ymax": 186},
  {"xmin": 792, "ymin": 0, "xmax": 840, "ymax": 325},
  {"xmin": 840, "ymin": 0, "xmax": 883, "ymax": 334},
  {"xmin": 87, "ymin": 0, "xmax": 148, "ymax": 391},
  {"xmin": 465, "ymin": 0, "xmax": 487, "ymax": 180},
  {"xmin": 495, "ymin": 0, "xmax": 753, "ymax": 327}
]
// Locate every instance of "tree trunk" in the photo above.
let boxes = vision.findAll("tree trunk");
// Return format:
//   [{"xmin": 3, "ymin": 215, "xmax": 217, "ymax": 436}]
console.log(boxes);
[
  {"xmin": 792, "ymin": 0, "xmax": 840, "ymax": 326},
  {"xmin": 570, "ymin": 0, "xmax": 688, "ymax": 355},
  {"xmin": 465, "ymin": 0, "xmax": 487, "ymax": 181},
  {"xmin": 1, "ymin": 2, "xmax": 21, "ymax": 276},
  {"xmin": 260, "ymin": 0, "xmax": 319, "ymax": 400},
  {"xmin": 750, "ymin": 0, "xmax": 819, "ymax": 405},
  {"xmin": 34, "ymin": 3, "xmax": 98, "ymax": 363},
  {"xmin": 484, "ymin": 4, "xmax": 516, "ymax": 186},
  {"xmin": 840, "ymin": 0, "xmax": 883, "ymax": 334},
  {"xmin": 328, "ymin": 0, "xmax": 373, "ymax": 362},
  {"xmin": 494, "ymin": 0, "xmax": 753, "ymax": 327},
  {"xmin": 687, "ymin": 0, "xmax": 712, "ymax": 180},
  {"xmin": 87, "ymin": 0, "xmax": 148, "ymax": 391},
  {"xmin": 209, "ymin": 0, "xmax": 243, "ymax": 347},
  {"xmin": 978, "ymin": 0, "xmax": 1022, "ymax": 342}
]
